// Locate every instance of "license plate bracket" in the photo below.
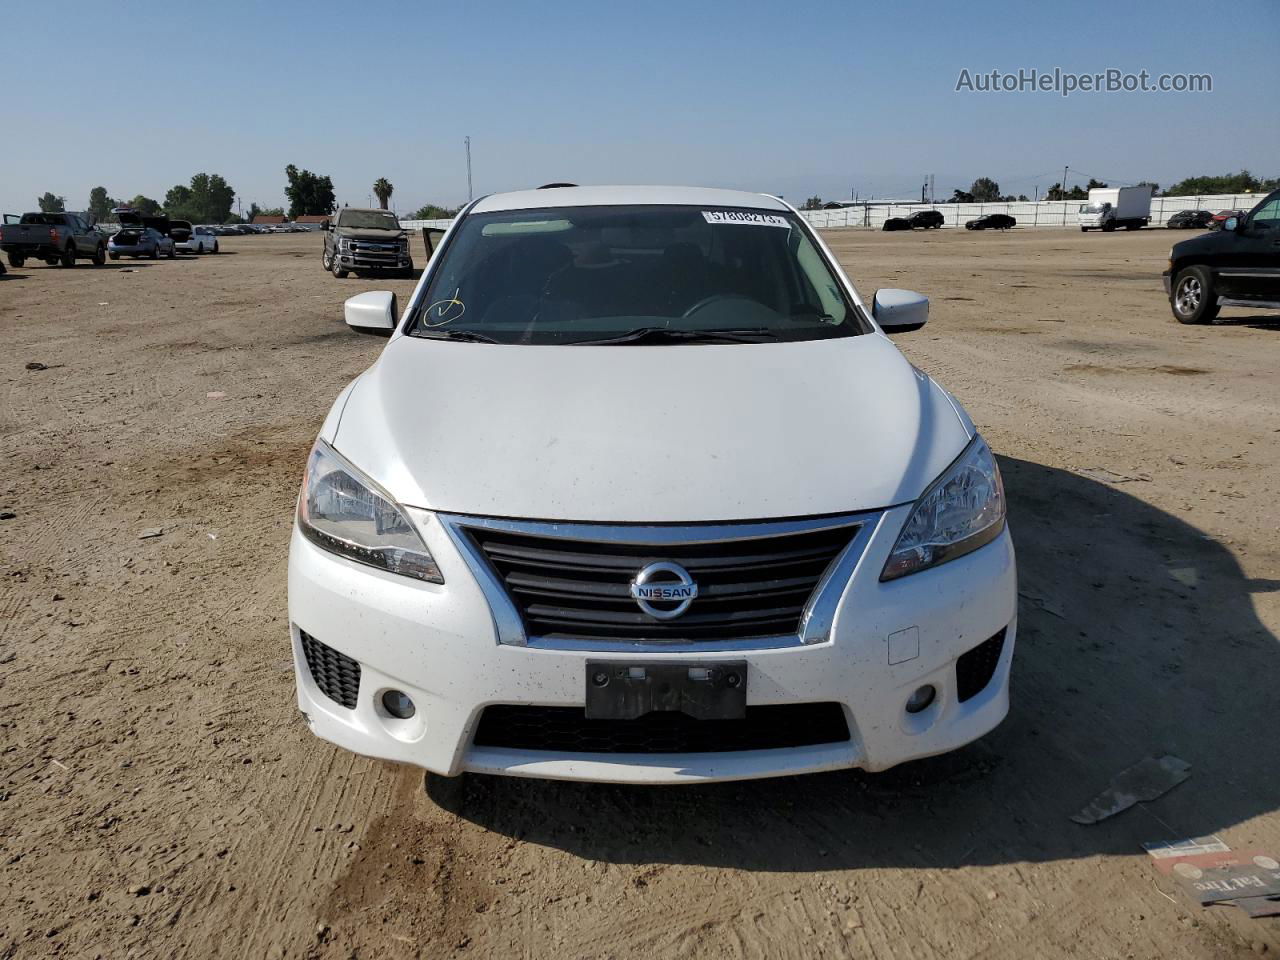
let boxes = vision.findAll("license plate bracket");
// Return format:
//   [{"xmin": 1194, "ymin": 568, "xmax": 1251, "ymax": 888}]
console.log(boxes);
[{"xmin": 585, "ymin": 661, "xmax": 747, "ymax": 720}]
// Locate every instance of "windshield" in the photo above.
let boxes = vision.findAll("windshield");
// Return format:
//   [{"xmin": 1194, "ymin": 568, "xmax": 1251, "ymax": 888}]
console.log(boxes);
[
  {"xmin": 1083, "ymin": 203, "xmax": 1110, "ymax": 213},
  {"xmin": 406, "ymin": 205, "xmax": 864, "ymax": 345},
  {"xmin": 338, "ymin": 210, "xmax": 401, "ymax": 230}
]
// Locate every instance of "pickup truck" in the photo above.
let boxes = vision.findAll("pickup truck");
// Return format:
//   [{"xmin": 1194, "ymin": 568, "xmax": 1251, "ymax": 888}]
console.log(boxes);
[
  {"xmin": 1, "ymin": 212, "xmax": 107, "ymax": 267},
  {"xmin": 321, "ymin": 207, "xmax": 413, "ymax": 278},
  {"xmin": 1164, "ymin": 189, "xmax": 1280, "ymax": 324}
]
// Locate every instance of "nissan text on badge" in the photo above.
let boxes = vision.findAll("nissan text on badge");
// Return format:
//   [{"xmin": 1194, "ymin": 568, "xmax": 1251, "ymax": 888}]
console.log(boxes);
[{"xmin": 288, "ymin": 185, "xmax": 1017, "ymax": 784}]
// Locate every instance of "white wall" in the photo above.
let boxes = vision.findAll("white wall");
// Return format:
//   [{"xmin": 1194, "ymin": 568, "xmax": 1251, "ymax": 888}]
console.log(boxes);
[
  {"xmin": 400, "ymin": 218, "xmax": 456, "ymax": 230},
  {"xmin": 798, "ymin": 193, "xmax": 1268, "ymax": 230},
  {"xmin": 399, "ymin": 196, "xmax": 1266, "ymax": 233}
]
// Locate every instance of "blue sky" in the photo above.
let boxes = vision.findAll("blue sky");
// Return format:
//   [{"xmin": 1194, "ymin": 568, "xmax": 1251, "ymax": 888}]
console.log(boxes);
[{"xmin": 3, "ymin": 0, "xmax": 1277, "ymax": 216}]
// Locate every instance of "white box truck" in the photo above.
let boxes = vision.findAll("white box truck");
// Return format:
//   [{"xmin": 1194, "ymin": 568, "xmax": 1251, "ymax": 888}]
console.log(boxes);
[{"xmin": 1078, "ymin": 185, "xmax": 1154, "ymax": 232}]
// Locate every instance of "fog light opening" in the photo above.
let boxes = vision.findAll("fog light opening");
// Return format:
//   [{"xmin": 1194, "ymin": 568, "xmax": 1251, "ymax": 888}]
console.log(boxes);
[
  {"xmin": 381, "ymin": 690, "xmax": 416, "ymax": 719},
  {"xmin": 905, "ymin": 684, "xmax": 936, "ymax": 714}
]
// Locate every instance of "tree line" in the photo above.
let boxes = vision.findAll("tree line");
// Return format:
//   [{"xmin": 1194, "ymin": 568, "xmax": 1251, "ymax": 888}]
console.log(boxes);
[{"xmin": 32, "ymin": 167, "xmax": 459, "ymax": 224}]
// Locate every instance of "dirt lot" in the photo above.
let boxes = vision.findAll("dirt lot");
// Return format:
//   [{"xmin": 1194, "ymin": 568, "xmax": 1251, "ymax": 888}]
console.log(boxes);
[{"xmin": 2, "ymin": 228, "xmax": 1278, "ymax": 959}]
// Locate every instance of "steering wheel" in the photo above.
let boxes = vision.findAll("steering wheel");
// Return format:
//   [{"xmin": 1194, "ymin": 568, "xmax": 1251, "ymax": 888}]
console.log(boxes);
[{"xmin": 681, "ymin": 293, "xmax": 759, "ymax": 319}]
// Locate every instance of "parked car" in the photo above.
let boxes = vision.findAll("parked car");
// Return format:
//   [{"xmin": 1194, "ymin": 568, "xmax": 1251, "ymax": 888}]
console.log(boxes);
[
  {"xmin": 1, "ymin": 211, "xmax": 107, "ymax": 267},
  {"xmin": 965, "ymin": 214, "xmax": 1017, "ymax": 231},
  {"xmin": 1210, "ymin": 210, "xmax": 1246, "ymax": 231},
  {"xmin": 882, "ymin": 217, "xmax": 912, "ymax": 231},
  {"xmin": 109, "ymin": 226, "xmax": 175, "ymax": 259},
  {"xmin": 167, "ymin": 219, "xmax": 194, "ymax": 248},
  {"xmin": 289, "ymin": 185, "xmax": 1016, "ymax": 786},
  {"xmin": 177, "ymin": 225, "xmax": 220, "ymax": 254},
  {"xmin": 908, "ymin": 210, "xmax": 945, "ymax": 229},
  {"xmin": 1164, "ymin": 189, "xmax": 1280, "ymax": 324},
  {"xmin": 322, "ymin": 207, "xmax": 413, "ymax": 278},
  {"xmin": 1166, "ymin": 209, "xmax": 1213, "ymax": 230}
]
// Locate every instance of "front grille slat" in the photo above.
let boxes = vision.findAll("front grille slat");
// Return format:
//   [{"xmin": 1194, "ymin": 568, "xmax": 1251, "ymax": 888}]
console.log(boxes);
[
  {"xmin": 474, "ymin": 703, "xmax": 851, "ymax": 753},
  {"xmin": 506, "ymin": 571, "xmax": 819, "ymax": 604},
  {"xmin": 466, "ymin": 521, "xmax": 860, "ymax": 643}
]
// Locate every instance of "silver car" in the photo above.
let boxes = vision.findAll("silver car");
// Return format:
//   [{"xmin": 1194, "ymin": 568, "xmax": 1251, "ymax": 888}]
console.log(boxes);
[{"xmin": 108, "ymin": 226, "xmax": 176, "ymax": 260}]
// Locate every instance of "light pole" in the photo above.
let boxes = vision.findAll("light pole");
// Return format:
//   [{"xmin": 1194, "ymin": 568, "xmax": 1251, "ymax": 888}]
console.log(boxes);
[{"xmin": 465, "ymin": 136, "xmax": 473, "ymax": 202}]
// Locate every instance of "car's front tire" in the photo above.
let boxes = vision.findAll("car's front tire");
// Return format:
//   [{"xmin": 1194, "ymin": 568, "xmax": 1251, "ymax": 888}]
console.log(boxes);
[
  {"xmin": 331, "ymin": 255, "xmax": 348, "ymax": 279},
  {"xmin": 61, "ymin": 244, "xmax": 76, "ymax": 267},
  {"xmin": 1171, "ymin": 266, "xmax": 1219, "ymax": 325},
  {"xmin": 93, "ymin": 244, "xmax": 106, "ymax": 266}
]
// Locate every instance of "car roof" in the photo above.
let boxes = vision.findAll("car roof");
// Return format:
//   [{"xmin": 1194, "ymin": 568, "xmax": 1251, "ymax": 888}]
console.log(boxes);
[{"xmin": 471, "ymin": 185, "xmax": 788, "ymax": 215}]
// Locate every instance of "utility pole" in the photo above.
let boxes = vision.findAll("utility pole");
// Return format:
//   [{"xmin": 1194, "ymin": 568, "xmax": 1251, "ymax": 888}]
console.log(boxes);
[
  {"xmin": 465, "ymin": 136, "xmax": 473, "ymax": 202},
  {"xmin": 1062, "ymin": 165, "xmax": 1069, "ymax": 200}
]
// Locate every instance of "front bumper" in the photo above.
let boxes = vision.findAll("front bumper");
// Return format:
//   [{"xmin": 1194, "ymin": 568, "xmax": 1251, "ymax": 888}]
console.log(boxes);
[
  {"xmin": 336, "ymin": 249, "xmax": 412, "ymax": 271},
  {"xmin": 288, "ymin": 506, "xmax": 1018, "ymax": 784}
]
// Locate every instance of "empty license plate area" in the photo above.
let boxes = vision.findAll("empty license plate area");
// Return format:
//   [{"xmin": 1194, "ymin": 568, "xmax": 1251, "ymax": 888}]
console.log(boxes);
[{"xmin": 584, "ymin": 661, "xmax": 747, "ymax": 720}]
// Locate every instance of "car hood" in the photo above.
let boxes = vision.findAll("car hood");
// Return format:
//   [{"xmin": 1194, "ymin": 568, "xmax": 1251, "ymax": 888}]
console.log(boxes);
[
  {"xmin": 1172, "ymin": 229, "xmax": 1238, "ymax": 257},
  {"xmin": 331, "ymin": 334, "xmax": 973, "ymax": 523},
  {"xmin": 335, "ymin": 227, "xmax": 406, "ymax": 241}
]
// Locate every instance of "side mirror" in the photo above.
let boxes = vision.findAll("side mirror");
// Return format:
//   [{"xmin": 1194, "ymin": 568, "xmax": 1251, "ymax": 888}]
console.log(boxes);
[
  {"xmin": 872, "ymin": 288, "xmax": 929, "ymax": 334},
  {"xmin": 1224, "ymin": 217, "xmax": 1240, "ymax": 232},
  {"xmin": 344, "ymin": 290, "xmax": 397, "ymax": 338}
]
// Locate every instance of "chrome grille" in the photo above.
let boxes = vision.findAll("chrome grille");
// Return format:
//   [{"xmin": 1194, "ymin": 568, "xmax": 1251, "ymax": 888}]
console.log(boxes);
[{"xmin": 457, "ymin": 517, "xmax": 864, "ymax": 644}]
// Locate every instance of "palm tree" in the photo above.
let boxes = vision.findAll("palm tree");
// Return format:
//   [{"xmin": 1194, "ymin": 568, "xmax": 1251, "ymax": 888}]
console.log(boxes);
[{"xmin": 373, "ymin": 178, "xmax": 393, "ymax": 210}]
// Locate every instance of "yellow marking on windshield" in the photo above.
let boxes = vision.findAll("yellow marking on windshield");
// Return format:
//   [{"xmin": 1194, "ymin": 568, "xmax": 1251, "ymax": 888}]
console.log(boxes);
[{"xmin": 425, "ymin": 288, "xmax": 466, "ymax": 326}]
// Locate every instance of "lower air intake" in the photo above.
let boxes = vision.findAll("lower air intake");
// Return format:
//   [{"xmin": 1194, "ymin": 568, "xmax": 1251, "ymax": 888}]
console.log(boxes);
[
  {"xmin": 299, "ymin": 630, "xmax": 361, "ymax": 710},
  {"xmin": 473, "ymin": 702, "xmax": 850, "ymax": 754},
  {"xmin": 955, "ymin": 628, "xmax": 1007, "ymax": 702}
]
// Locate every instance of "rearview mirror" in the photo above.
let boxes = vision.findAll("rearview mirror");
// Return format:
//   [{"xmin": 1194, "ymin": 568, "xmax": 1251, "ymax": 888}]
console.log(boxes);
[
  {"xmin": 344, "ymin": 290, "xmax": 398, "ymax": 338},
  {"xmin": 872, "ymin": 288, "xmax": 929, "ymax": 334}
]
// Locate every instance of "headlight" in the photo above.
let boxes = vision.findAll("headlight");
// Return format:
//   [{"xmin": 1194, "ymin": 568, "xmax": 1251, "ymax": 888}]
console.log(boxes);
[
  {"xmin": 339, "ymin": 237, "xmax": 351, "ymax": 249},
  {"xmin": 881, "ymin": 437, "xmax": 1005, "ymax": 581},
  {"xmin": 297, "ymin": 440, "xmax": 443, "ymax": 583}
]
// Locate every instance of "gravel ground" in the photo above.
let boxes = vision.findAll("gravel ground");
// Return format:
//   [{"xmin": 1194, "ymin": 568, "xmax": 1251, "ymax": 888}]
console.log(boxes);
[{"xmin": 1, "ymin": 229, "xmax": 1277, "ymax": 959}]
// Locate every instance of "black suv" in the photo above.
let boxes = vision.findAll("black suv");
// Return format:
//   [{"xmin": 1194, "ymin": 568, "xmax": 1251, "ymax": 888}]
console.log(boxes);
[
  {"xmin": 322, "ymin": 208, "xmax": 414, "ymax": 279},
  {"xmin": 908, "ymin": 210, "xmax": 945, "ymax": 229},
  {"xmin": 1164, "ymin": 190, "xmax": 1280, "ymax": 324}
]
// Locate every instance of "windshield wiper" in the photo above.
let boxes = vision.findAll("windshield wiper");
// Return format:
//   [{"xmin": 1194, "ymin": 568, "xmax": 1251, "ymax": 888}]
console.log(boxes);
[
  {"xmin": 567, "ymin": 327, "xmax": 779, "ymax": 346},
  {"xmin": 416, "ymin": 329, "xmax": 501, "ymax": 344}
]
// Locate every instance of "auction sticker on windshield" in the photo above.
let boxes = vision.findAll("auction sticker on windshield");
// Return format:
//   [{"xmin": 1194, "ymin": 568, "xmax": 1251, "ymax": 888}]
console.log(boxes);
[{"xmin": 702, "ymin": 210, "xmax": 790, "ymax": 227}]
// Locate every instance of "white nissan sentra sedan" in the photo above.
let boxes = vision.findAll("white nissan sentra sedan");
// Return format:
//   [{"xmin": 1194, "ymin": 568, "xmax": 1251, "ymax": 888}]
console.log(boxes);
[{"xmin": 288, "ymin": 185, "xmax": 1016, "ymax": 785}]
